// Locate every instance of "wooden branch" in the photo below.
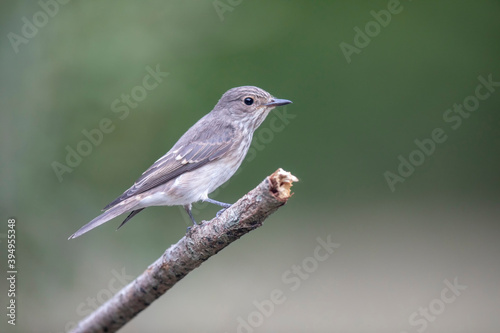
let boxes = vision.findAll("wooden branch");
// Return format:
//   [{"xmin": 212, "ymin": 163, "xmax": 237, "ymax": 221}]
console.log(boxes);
[{"xmin": 70, "ymin": 168, "xmax": 298, "ymax": 333}]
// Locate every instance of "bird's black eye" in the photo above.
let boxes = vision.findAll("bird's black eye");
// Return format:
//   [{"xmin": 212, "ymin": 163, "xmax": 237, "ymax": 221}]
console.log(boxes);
[{"xmin": 244, "ymin": 97, "xmax": 254, "ymax": 106}]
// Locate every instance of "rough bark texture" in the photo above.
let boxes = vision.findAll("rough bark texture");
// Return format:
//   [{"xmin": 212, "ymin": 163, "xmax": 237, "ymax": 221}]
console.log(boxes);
[{"xmin": 70, "ymin": 168, "xmax": 298, "ymax": 333}]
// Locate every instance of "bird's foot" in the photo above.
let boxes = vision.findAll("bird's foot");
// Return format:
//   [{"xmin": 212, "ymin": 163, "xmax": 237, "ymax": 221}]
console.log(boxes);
[
  {"xmin": 185, "ymin": 220, "xmax": 199, "ymax": 234},
  {"xmin": 216, "ymin": 207, "xmax": 230, "ymax": 217}
]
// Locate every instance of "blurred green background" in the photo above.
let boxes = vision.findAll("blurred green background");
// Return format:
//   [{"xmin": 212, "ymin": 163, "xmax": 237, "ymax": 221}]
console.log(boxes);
[{"xmin": 1, "ymin": 1, "xmax": 499, "ymax": 332}]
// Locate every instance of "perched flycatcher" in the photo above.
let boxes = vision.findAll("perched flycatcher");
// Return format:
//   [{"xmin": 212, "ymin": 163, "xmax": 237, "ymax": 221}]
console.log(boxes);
[{"xmin": 69, "ymin": 86, "xmax": 291, "ymax": 239}]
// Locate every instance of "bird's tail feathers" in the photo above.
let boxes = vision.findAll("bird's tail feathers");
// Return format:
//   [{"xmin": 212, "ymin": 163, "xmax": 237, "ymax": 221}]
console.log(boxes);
[{"xmin": 68, "ymin": 200, "xmax": 138, "ymax": 239}]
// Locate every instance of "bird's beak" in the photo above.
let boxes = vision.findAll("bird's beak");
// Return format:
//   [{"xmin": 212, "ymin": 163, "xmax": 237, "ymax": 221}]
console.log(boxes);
[{"xmin": 265, "ymin": 98, "xmax": 292, "ymax": 107}]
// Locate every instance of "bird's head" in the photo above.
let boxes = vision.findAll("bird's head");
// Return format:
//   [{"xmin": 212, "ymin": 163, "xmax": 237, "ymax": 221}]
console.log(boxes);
[{"xmin": 214, "ymin": 86, "xmax": 292, "ymax": 130}]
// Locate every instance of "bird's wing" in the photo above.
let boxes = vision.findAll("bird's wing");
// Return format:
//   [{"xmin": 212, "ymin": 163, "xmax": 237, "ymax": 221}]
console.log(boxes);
[{"xmin": 103, "ymin": 126, "xmax": 236, "ymax": 210}]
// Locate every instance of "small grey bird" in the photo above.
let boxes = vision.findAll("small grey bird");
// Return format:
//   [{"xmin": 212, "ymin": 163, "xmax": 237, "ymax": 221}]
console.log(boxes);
[{"xmin": 69, "ymin": 86, "xmax": 292, "ymax": 239}]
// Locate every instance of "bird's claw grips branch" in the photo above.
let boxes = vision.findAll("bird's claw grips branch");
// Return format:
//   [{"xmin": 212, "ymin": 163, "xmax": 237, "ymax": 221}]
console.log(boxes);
[{"xmin": 70, "ymin": 168, "xmax": 298, "ymax": 333}]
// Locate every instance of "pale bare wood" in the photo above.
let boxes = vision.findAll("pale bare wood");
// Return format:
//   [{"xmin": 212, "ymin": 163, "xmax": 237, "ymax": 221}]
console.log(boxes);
[{"xmin": 70, "ymin": 168, "xmax": 298, "ymax": 333}]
